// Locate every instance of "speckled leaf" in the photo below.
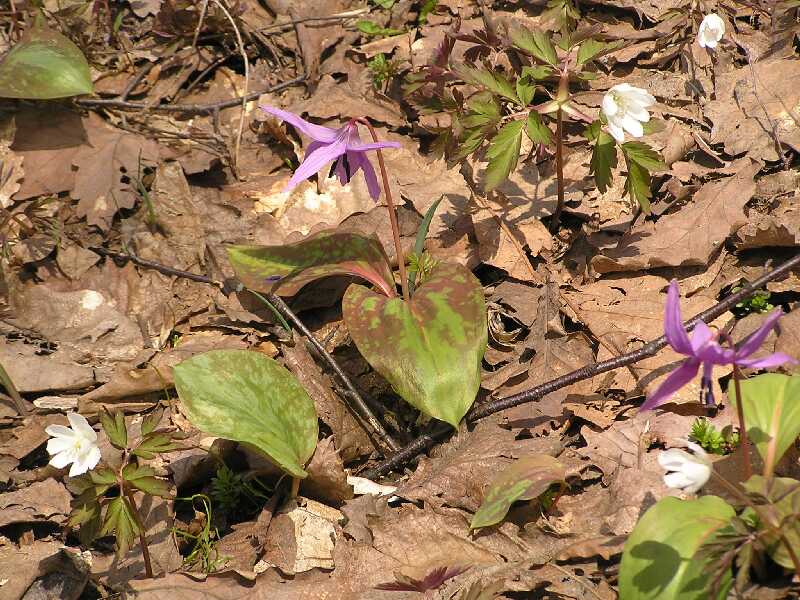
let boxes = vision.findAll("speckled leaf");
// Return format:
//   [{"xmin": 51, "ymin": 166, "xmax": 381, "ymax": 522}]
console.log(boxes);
[
  {"xmin": 174, "ymin": 350, "xmax": 318, "ymax": 478},
  {"xmin": 470, "ymin": 455, "xmax": 566, "ymax": 529},
  {"xmin": 343, "ymin": 262, "xmax": 487, "ymax": 428},
  {"xmin": 0, "ymin": 21, "xmax": 93, "ymax": 99},
  {"xmin": 227, "ymin": 231, "xmax": 396, "ymax": 297}
]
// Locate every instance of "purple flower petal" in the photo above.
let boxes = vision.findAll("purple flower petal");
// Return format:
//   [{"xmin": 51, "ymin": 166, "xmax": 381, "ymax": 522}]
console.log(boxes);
[
  {"xmin": 358, "ymin": 153, "xmax": 382, "ymax": 200},
  {"xmin": 695, "ymin": 341, "xmax": 735, "ymax": 366},
  {"xmin": 641, "ymin": 358, "xmax": 701, "ymax": 411},
  {"xmin": 664, "ymin": 280, "xmax": 693, "ymax": 355},
  {"xmin": 260, "ymin": 106, "xmax": 340, "ymax": 143},
  {"xmin": 347, "ymin": 140, "xmax": 402, "ymax": 152},
  {"xmin": 735, "ymin": 308, "xmax": 785, "ymax": 359},
  {"xmin": 334, "ymin": 155, "xmax": 350, "ymax": 185},
  {"xmin": 690, "ymin": 321, "xmax": 714, "ymax": 353},
  {"xmin": 287, "ymin": 139, "xmax": 347, "ymax": 191},
  {"xmin": 736, "ymin": 352, "xmax": 798, "ymax": 370}
]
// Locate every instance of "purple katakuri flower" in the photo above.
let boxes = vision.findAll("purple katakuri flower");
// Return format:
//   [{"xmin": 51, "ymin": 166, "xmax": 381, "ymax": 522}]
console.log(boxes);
[
  {"xmin": 641, "ymin": 280, "xmax": 797, "ymax": 411},
  {"xmin": 261, "ymin": 107, "xmax": 400, "ymax": 200}
]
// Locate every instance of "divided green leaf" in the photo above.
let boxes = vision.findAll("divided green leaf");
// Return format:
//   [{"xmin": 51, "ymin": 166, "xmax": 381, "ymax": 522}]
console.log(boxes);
[
  {"xmin": 227, "ymin": 231, "xmax": 396, "ymax": 298},
  {"xmin": 525, "ymin": 111, "xmax": 552, "ymax": 146},
  {"xmin": 624, "ymin": 159, "xmax": 653, "ymax": 214},
  {"xmin": 0, "ymin": 21, "xmax": 93, "ymax": 99},
  {"xmin": 455, "ymin": 65, "xmax": 520, "ymax": 105},
  {"xmin": 132, "ymin": 433, "xmax": 183, "ymax": 459},
  {"xmin": 470, "ymin": 455, "xmax": 566, "ymax": 529},
  {"xmin": 100, "ymin": 410, "xmax": 128, "ymax": 450},
  {"xmin": 140, "ymin": 407, "xmax": 165, "ymax": 437},
  {"xmin": 356, "ymin": 20, "xmax": 404, "ymax": 37},
  {"xmin": 510, "ymin": 26, "xmax": 558, "ymax": 66},
  {"xmin": 516, "ymin": 79, "xmax": 535, "ymax": 107},
  {"xmin": 589, "ymin": 130, "xmax": 617, "ymax": 193},
  {"xmin": 101, "ymin": 496, "xmax": 142, "ymax": 556},
  {"xmin": 484, "ymin": 119, "xmax": 525, "ymax": 191},
  {"xmin": 122, "ymin": 463, "xmax": 172, "ymax": 497},
  {"xmin": 619, "ymin": 496, "xmax": 735, "ymax": 599},
  {"xmin": 174, "ymin": 350, "xmax": 319, "ymax": 478},
  {"xmin": 343, "ymin": 262, "xmax": 487, "ymax": 428},
  {"xmin": 621, "ymin": 141, "xmax": 667, "ymax": 172},
  {"xmin": 521, "ymin": 65, "xmax": 553, "ymax": 80},
  {"xmin": 742, "ymin": 475, "xmax": 800, "ymax": 570}
]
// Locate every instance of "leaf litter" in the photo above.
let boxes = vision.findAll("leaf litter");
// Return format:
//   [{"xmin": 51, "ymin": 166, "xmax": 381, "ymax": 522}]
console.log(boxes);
[{"xmin": 1, "ymin": 0, "xmax": 800, "ymax": 598}]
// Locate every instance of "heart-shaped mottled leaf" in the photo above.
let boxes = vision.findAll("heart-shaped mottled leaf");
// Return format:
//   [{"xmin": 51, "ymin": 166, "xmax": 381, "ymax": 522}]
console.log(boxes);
[
  {"xmin": 470, "ymin": 455, "xmax": 566, "ymax": 529},
  {"xmin": 729, "ymin": 373, "xmax": 800, "ymax": 477},
  {"xmin": 343, "ymin": 261, "xmax": 487, "ymax": 428},
  {"xmin": 227, "ymin": 230, "xmax": 396, "ymax": 297},
  {"xmin": 0, "ymin": 21, "xmax": 93, "ymax": 99},
  {"xmin": 174, "ymin": 350, "xmax": 318, "ymax": 478},
  {"xmin": 619, "ymin": 496, "xmax": 735, "ymax": 600}
]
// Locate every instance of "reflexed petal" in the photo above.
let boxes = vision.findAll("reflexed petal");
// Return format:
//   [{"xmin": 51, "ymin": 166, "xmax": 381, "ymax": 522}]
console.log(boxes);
[
  {"xmin": 640, "ymin": 359, "xmax": 700, "ymax": 410},
  {"xmin": 49, "ymin": 450, "xmax": 74, "ymax": 469},
  {"xmin": 47, "ymin": 436, "xmax": 75, "ymax": 455},
  {"xmin": 658, "ymin": 448, "xmax": 692, "ymax": 470},
  {"xmin": 602, "ymin": 93, "xmax": 619, "ymax": 117},
  {"xmin": 260, "ymin": 106, "xmax": 339, "ymax": 142},
  {"xmin": 735, "ymin": 309, "xmax": 784, "ymax": 359},
  {"xmin": 737, "ymin": 352, "xmax": 798, "ymax": 369},
  {"xmin": 45, "ymin": 424, "xmax": 76, "ymax": 439},
  {"xmin": 626, "ymin": 104, "xmax": 651, "ymax": 121},
  {"xmin": 67, "ymin": 412, "xmax": 97, "ymax": 442},
  {"xmin": 663, "ymin": 471, "xmax": 694, "ymax": 489},
  {"xmin": 353, "ymin": 152, "xmax": 382, "ymax": 200},
  {"xmin": 620, "ymin": 114, "xmax": 644, "ymax": 138},
  {"xmin": 664, "ymin": 280, "xmax": 693, "ymax": 354},
  {"xmin": 347, "ymin": 140, "xmax": 402, "ymax": 152},
  {"xmin": 82, "ymin": 446, "xmax": 102, "ymax": 472},
  {"xmin": 606, "ymin": 119, "xmax": 625, "ymax": 143},
  {"xmin": 287, "ymin": 139, "xmax": 347, "ymax": 191}
]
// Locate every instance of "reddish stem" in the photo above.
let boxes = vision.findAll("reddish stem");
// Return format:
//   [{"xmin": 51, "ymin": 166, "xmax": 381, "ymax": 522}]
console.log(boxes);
[
  {"xmin": 732, "ymin": 365, "xmax": 753, "ymax": 480},
  {"xmin": 551, "ymin": 107, "xmax": 565, "ymax": 233},
  {"xmin": 355, "ymin": 117, "xmax": 410, "ymax": 301}
]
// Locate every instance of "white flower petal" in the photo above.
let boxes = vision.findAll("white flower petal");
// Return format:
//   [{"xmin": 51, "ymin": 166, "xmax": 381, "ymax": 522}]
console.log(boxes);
[
  {"xmin": 44, "ymin": 424, "xmax": 76, "ymax": 438},
  {"xmin": 49, "ymin": 451, "xmax": 74, "ymax": 469},
  {"xmin": 82, "ymin": 446, "xmax": 102, "ymax": 472},
  {"xmin": 658, "ymin": 448, "xmax": 692, "ymax": 470},
  {"xmin": 606, "ymin": 120, "xmax": 626, "ymax": 143},
  {"xmin": 620, "ymin": 114, "xmax": 644, "ymax": 138},
  {"xmin": 47, "ymin": 436, "xmax": 75, "ymax": 455},
  {"xmin": 68, "ymin": 459, "xmax": 89, "ymax": 477},
  {"xmin": 664, "ymin": 471, "xmax": 694, "ymax": 489},
  {"xmin": 67, "ymin": 412, "xmax": 97, "ymax": 442},
  {"xmin": 602, "ymin": 93, "xmax": 619, "ymax": 117},
  {"xmin": 626, "ymin": 104, "xmax": 651, "ymax": 121}
]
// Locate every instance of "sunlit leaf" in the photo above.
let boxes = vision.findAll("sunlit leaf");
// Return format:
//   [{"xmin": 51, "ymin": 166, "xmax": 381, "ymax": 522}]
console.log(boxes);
[
  {"xmin": 619, "ymin": 496, "xmax": 734, "ymax": 599},
  {"xmin": 122, "ymin": 463, "xmax": 172, "ymax": 497},
  {"xmin": 100, "ymin": 410, "xmax": 127, "ymax": 450},
  {"xmin": 577, "ymin": 38, "xmax": 618, "ymax": 65},
  {"xmin": 621, "ymin": 141, "xmax": 667, "ymax": 172},
  {"xmin": 343, "ymin": 262, "xmax": 487, "ymax": 428},
  {"xmin": 525, "ymin": 111, "xmax": 552, "ymax": 146},
  {"xmin": 0, "ymin": 20, "xmax": 93, "ymax": 99},
  {"xmin": 140, "ymin": 406, "xmax": 164, "ymax": 437},
  {"xmin": 454, "ymin": 65, "xmax": 520, "ymax": 105},
  {"xmin": 509, "ymin": 26, "xmax": 558, "ymax": 66},
  {"xmin": 174, "ymin": 350, "xmax": 318, "ymax": 478},
  {"xmin": 101, "ymin": 496, "xmax": 142, "ymax": 556},
  {"xmin": 227, "ymin": 230, "xmax": 396, "ymax": 297},
  {"xmin": 624, "ymin": 159, "xmax": 652, "ymax": 213},
  {"xmin": 521, "ymin": 65, "xmax": 553, "ymax": 80},
  {"xmin": 132, "ymin": 433, "xmax": 183, "ymax": 459},
  {"xmin": 590, "ymin": 129, "xmax": 617, "ymax": 193},
  {"xmin": 516, "ymin": 79, "xmax": 535, "ymax": 107},
  {"xmin": 484, "ymin": 119, "xmax": 525, "ymax": 191},
  {"xmin": 470, "ymin": 455, "xmax": 566, "ymax": 529},
  {"xmin": 729, "ymin": 374, "xmax": 800, "ymax": 477}
]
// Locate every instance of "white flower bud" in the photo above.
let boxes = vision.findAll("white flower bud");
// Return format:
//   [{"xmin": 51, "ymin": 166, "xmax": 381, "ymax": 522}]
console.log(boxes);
[
  {"xmin": 658, "ymin": 441, "xmax": 712, "ymax": 494},
  {"xmin": 698, "ymin": 13, "xmax": 725, "ymax": 50}
]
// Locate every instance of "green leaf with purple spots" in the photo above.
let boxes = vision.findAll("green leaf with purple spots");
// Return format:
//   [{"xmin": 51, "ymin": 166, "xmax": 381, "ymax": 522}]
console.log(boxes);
[
  {"xmin": 174, "ymin": 350, "xmax": 318, "ymax": 478},
  {"xmin": 470, "ymin": 455, "xmax": 566, "ymax": 529},
  {"xmin": 227, "ymin": 230, "xmax": 396, "ymax": 297},
  {"xmin": 342, "ymin": 261, "xmax": 487, "ymax": 428}
]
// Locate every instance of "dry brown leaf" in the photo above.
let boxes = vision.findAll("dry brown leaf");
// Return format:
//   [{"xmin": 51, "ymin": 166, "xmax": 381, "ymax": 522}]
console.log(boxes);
[
  {"xmin": 303, "ymin": 436, "xmax": 354, "ymax": 504},
  {"xmin": 735, "ymin": 198, "xmax": 800, "ymax": 250},
  {"xmin": 0, "ymin": 540, "xmax": 64, "ymax": 600},
  {"xmin": 775, "ymin": 309, "xmax": 800, "ymax": 373},
  {"xmin": 215, "ymin": 503, "xmax": 276, "ymax": 577},
  {"xmin": 0, "ymin": 340, "xmax": 94, "ymax": 394},
  {"xmin": 0, "ymin": 414, "xmax": 68, "ymax": 461},
  {"xmin": 0, "ymin": 479, "xmax": 71, "ymax": 527},
  {"xmin": 591, "ymin": 160, "xmax": 760, "ymax": 273}
]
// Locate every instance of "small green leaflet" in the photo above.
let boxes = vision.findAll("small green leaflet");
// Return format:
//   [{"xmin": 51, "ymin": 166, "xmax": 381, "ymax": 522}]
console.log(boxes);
[
  {"xmin": 0, "ymin": 19, "xmax": 93, "ymax": 99},
  {"xmin": 576, "ymin": 39, "xmax": 620, "ymax": 66},
  {"xmin": 122, "ymin": 463, "xmax": 172, "ymax": 498},
  {"xmin": 509, "ymin": 26, "xmax": 558, "ymax": 66},
  {"xmin": 516, "ymin": 79, "xmax": 535, "ymax": 107},
  {"xmin": 371, "ymin": 0, "xmax": 396, "ymax": 7},
  {"xmin": 621, "ymin": 141, "xmax": 665, "ymax": 213},
  {"xmin": 521, "ymin": 65, "xmax": 553, "ymax": 80},
  {"xmin": 100, "ymin": 410, "xmax": 127, "ymax": 450},
  {"xmin": 101, "ymin": 496, "xmax": 142, "ymax": 556},
  {"xmin": 589, "ymin": 130, "xmax": 617, "ymax": 193},
  {"xmin": 484, "ymin": 120, "xmax": 525, "ymax": 191},
  {"xmin": 526, "ymin": 111, "xmax": 552, "ymax": 146},
  {"xmin": 455, "ymin": 65, "xmax": 520, "ymax": 105},
  {"xmin": 356, "ymin": 20, "xmax": 404, "ymax": 37},
  {"xmin": 621, "ymin": 141, "xmax": 667, "ymax": 172}
]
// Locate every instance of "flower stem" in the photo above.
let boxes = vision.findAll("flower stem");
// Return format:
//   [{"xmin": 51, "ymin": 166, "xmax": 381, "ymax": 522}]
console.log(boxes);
[
  {"xmin": 551, "ymin": 106, "xmax": 565, "ymax": 233},
  {"xmin": 125, "ymin": 490, "xmax": 154, "ymax": 578},
  {"xmin": 290, "ymin": 477, "xmax": 300, "ymax": 499},
  {"xmin": 356, "ymin": 117, "xmax": 410, "ymax": 301},
  {"xmin": 732, "ymin": 365, "xmax": 752, "ymax": 480}
]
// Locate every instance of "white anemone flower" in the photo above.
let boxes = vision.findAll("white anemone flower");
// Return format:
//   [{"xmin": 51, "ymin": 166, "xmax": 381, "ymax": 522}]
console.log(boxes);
[
  {"xmin": 658, "ymin": 441, "xmax": 712, "ymax": 494},
  {"xmin": 601, "ymin": 83, "xmax": 656, "ymax": 143},
  {"xmin": 698, "ymin": 13, "xmax": 725, "ymax": 50},
  {"xmin": 45, "ymin": 412, "xmax": 102, "ymax": 477}
]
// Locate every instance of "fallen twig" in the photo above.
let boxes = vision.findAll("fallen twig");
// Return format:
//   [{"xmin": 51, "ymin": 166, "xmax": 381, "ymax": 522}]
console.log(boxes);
[
  {"xmin": 362, "ymin": 252, "xmax": 800, "ymax": 478},
  {"xmin": 88, "ymin": 246, "xmax": 401, "ymax": 456}
]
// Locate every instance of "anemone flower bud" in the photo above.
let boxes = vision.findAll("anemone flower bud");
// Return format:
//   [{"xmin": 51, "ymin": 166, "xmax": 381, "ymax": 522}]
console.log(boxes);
[
  {"xmin": 659, "ymin": 441, "xmax": 712, "ymax": 494},
  {"xmin": 698, "ymin": 13, "xmax": 725, "ymax": 50}
]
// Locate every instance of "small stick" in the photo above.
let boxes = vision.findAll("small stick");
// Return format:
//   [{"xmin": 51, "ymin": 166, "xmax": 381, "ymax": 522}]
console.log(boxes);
[
  {"xmin": 87, "ymin": 246, "xmax": 400, "ymax": 455},
  {"xmin": 0, "ymin": 359, "xmax": 29, "ymax": 416}
]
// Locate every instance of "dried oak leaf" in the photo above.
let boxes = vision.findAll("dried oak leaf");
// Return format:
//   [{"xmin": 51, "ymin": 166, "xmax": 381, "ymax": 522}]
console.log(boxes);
[
  {"xmin": 70, "ymin": 114, "xmax": 160, "ymax": 230},
  {"xmin": 0, "ymin": 479, "xmax": 71, "ymax": 527},
  {"xmin": 591, "ymin": 160, "xmax": 760, "ymax": 273},
  {"xmin": 0, "ymin": 540, "xmax": 64, "ymax": 600},
  {"xmin": 303, "ymin": 436, "xmax": 354, "ymax": 504},
  {"xmin": 0, "ymin": 339, "xmax": 94, "ymax": 394},
  {"xmin": 735, "ymin": 197, "xmax": 800, "ymax": 250}
]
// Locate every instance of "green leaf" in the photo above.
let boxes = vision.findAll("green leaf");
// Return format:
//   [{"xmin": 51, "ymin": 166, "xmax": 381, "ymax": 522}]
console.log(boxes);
[
  {"xmin": 454, "ymin": 65, "xmax": 520, "ymax": 105},
  {"xmin": 466, "ymin": 91, "xmax": 501, "ymax": 119},
  {"xmin": 576, "ymin": 38, "xmax": 612, "ymax": 66},
  {"xmin": 624, "ymin": 159, "xmax": 653, "ymax": 213},
  {"xmin": 619, "ymin": 496, "xmax": 735, "ymax": 600},
  {"xmin": 100, "ymin": 410, "xmax": 128, "ymax": 450},
  {"xmin": 453, "ymin": 128, "xmax": 487, "ymax": 162},
  {"xmin": 516, "ymin": 79, "xmax": 535, "ymax": 107},
  {"xmin": 140, "ymin": 407, "xmax": 164, "ymax": 437},
  {"xmin": 356, "ymin": 20, "xmax": 404, "ymax": 37},
  {"xmin": 69, "ymin": 500, "xmax": 103, "ymax": 546},
  {"xmin": 90, "ymin": 468, "xmax": 118, "ymax": 486},
  {"xmin": 470, "ymin": 455, "xmax": 566, "ymax": 529},
  {"xmin": 525, "ymin": 111, "xmax": 552, "ymax": 146},
  {"xmin": 371, "ymin": 0, "xmax": 396, "ymax": 7},
  {"xmin": 343, "ymin": 262, "xmax": 487, "ymax": 428},
  {"xmin": 729, "ymin": 374, "xmax": 800, "ymax": 477},
  {"xmin": 521, "ymin": 65, "xmax": 553, "ymax": 80},
  {"xmin": 409, "ymin": 195, "xmax": 444, "ymax": 295},
  {"xmin": 484, "ymin": 119, "xmax": 525, "ymax": 192},
  {"xmin": 101, "ymin": 496, "xmax": 142, "ymax": 556},
  {"xmin": 509, "ymin": 26, "xmax": 558, "ymax": 66},
  {"xmin": 0, "ymin": 19, "xmax": 93, "ymax": 99},
  {"xmin": 589, "ymin": 130, "xmax": 617, "ymax": 193},
  {"xmin": 174, "ymin": 350, "xmax": 319, "ymax": 478},
  {"xmin": 622, "ymin": 141, "xmax": 667, "ymax": 172},
  {"xmin": 227, "ymin": 230, "xmax": 396, "ymax": 297},
  {"xmin": 132, "ymin": 433, "xmax": 183, "ymax": 459},
  {"xmin": 122, "ymin": 463, "xmax": 172, "ymax": 497},
  {"xmin": 742, "ymin": 475, "xmax": 800, "ymax": 570}
]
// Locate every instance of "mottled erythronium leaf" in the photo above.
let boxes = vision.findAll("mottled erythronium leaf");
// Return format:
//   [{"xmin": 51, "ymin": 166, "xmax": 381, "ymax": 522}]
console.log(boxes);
[
  {"xmin": 619, "ymin": 496, "xmax": 735, "ymax": 600},
  {"xmin": 343, "ymin": 261, "xmax": 487, "ymax": 428},
  {"xmin": 0, "ymin": 19, "xmax": 93, "ymax": 99},
  {"xmin": 470, "ymin": 455, "xmax": 566, "ymax": 530},
  {"xmin": 729, "ymin": 373, "xmax": 800, "ymax": 477},
  {"xmin": 174, "ymin": 350, "xmax": 318, "ymax": 478},
  {"xmin": 226, "ymin": 230, "xmax": 396, "ymax": 297},
  {"xmin": 742, "ymin": 475, "xmax": 800, "ymax": 570}
]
